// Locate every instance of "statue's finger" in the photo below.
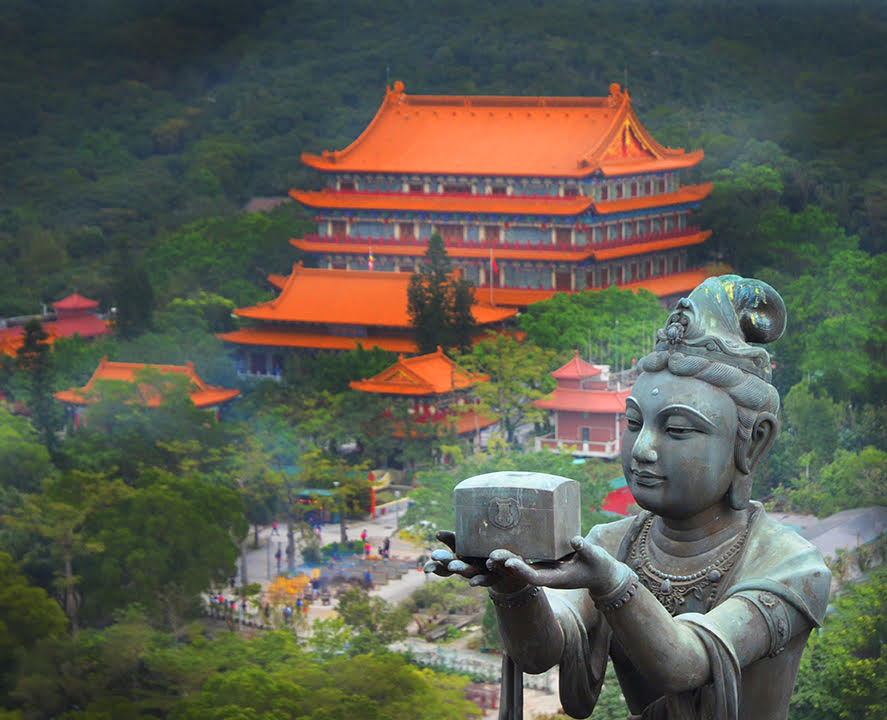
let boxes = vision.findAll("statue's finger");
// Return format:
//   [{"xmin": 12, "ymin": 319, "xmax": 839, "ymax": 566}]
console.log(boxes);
[
  {"xmin": 448, "ymin": 559, "xmax": 482, "ymax": 578},
  {"xmin": 501, "ymin": 557, "xmax": 543, "ymax": 585},
  {"xmin": 436, "ymin": 530, "xmax": 456, "ymax": 551},
  {"xmin": 488, "ymin": 548, "xmax": 520, "ymax": 563},
  {"xmin": 468, "ymin": 573, "xmax": 498, "ymax": 587},
  {"xmin": 431, "ymin": 549, "xmax": 456, "ymax": 563},
  {"xmin": 571, "ymin": 537, "xmax": 612, "ymax": 567},
  {"xmin": 423, "ymin": 560, "xmax": 452, "ymax": 577}
]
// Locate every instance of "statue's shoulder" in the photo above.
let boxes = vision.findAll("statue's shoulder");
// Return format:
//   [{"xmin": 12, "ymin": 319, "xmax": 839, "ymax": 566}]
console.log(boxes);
[
  {"xmin": 586, "ymin": 514, "xmax": 644, "ymax": 555},
  {"xmin": 729, "ymin": 503, "xmax": 832, "ymax": 624}
]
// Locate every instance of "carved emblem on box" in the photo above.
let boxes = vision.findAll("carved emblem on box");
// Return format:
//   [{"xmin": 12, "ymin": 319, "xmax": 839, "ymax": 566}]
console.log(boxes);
[{"xmin": 489, "ymin": 497, "xmax": 521, "ymax": 529}]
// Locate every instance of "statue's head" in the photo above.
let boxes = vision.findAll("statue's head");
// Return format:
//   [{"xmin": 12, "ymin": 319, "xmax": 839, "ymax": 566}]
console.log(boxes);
[{"xmin": 621, "ymin": 275, "xmax": 786, "ymax": 519}]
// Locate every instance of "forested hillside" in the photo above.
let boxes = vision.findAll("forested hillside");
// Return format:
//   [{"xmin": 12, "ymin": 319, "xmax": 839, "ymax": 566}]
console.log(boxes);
[{"xmin": 1, "ymin": 0, "xmax": 885, "ymax": 312}]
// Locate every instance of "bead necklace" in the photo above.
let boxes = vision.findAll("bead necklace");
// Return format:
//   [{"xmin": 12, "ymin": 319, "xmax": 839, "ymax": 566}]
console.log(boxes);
[{"xmin": 629, "ymin": 509, "xmax": 754, "ymax": 615}]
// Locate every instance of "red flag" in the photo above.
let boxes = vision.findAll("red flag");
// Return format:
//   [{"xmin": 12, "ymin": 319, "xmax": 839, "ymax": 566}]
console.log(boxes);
[
  {"xmin": 368, "ymin": 246, "xmax": 374, "ymax": 271},
  {"xmin": 490, "ymin": 246, "xmax": 498, "ymax": 274}
]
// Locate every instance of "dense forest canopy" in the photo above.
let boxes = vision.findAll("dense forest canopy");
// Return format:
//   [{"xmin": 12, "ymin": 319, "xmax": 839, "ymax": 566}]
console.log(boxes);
[{"xmin": 1, "ymin": 0, "xmax": 886, "ymax": 313}]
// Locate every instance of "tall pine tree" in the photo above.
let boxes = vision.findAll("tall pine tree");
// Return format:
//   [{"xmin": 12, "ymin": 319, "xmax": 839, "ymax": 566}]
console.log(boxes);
[{"xmin": 407, "ymin": 233, "xmax": 476, "ymax": 354}]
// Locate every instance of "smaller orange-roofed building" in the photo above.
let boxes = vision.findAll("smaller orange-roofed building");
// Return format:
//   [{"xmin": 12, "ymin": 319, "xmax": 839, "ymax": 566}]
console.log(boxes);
[
  {"xmin": 0, "ymin": 293, "xmax": 110, "ymax": 357},
  {"xmin": 350, "ymin": 347, "xmax": 498, "ymax": 442},
  {"xmin": 534, "ymin": 351, "xmax": 632, "ymax": 459},
  {"xmin": 219, "ymin": 263, "xmax": 518, "ymax": 378},
  {"xmin": 54, "ymin": 357, "xmax": 240, "ymax": 428}
]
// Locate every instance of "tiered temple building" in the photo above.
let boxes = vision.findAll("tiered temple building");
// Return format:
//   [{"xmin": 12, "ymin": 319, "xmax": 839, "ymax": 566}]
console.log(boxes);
[
  {"xmin": 219, "ymin": 264, "xmax": 516, "ymax": 376},
  {"xmin": 54, "ymin": 358, "xmax": 240, "ymax": 427},
  {"xmin": 534, "ymin": 351, "xmax": 631, "ymax": 459},
  {"xmin": 0, "ymin": 293, "xmax": 109, "ymax": 356},
  {"xmin": 349, "ymin": 347, "xmax": 496, "ymax": 441},
  {"xmin": 290, "ymin": 81, "xmax": 712, "ymax": 307}
]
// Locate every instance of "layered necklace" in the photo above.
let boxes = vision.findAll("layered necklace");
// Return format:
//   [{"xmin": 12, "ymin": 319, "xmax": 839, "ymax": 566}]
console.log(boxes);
[{"xmin": 628, "ymin": 509, "xmax": 755, "ymax": 615}]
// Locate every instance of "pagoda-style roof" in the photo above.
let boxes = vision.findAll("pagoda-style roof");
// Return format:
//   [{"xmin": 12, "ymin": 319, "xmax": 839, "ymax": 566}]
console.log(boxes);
[
  {"xmin": 54, "ymin": 358, "xmax": 240, "ymax": 409},
  {"xmin": 53, "ymin": 293, "xmax": 99, "ymax": 311},
  {"xmin": 233, "ymin": 264, "xmax": 517, "ymax": 327},
  {"xmin": 551, "ymin": 351, "xmax": 605, "ymax": 380},
  {"xmin": 290, "ymin": 189, "xmax": 595, "ymax": 216},
  {"xmin": 350, "ymin": 347, "xmax": 487, "ymax": 396},
  {"xmin": 535, "ymin": 387, "xmax": 631, "ymax": 413},
  {"xmin": 301, "ymin": 82, "xmax": 703, "ymax": 179},
  {"xmin": 291, "ymin": 183, "xmax": 711, "ymax": 218},
  {"xmin": 218, "ymin": 327, "xmax": 418, "ymax": 354}
]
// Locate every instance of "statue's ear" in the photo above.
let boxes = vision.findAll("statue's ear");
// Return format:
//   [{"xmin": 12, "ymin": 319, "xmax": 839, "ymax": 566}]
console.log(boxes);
[{"xmin": 735, "ymin": 412, "xmax": 778, "ymax": 475}]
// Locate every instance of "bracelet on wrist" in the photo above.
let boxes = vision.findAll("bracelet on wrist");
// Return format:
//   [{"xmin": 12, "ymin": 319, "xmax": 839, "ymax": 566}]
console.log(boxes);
[
  {"xmin": 593, "ymin": 567, "xmax": 639, "ymax": 612},
  {"xmin": 488, "ymin": 584, "xmax": 540, "ymax": 609}
]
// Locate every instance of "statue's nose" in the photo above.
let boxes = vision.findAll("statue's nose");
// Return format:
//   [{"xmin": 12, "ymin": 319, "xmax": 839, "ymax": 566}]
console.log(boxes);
[{"xmin": 632, "ymin": 430, "xmax": 658, "ymax": 463}]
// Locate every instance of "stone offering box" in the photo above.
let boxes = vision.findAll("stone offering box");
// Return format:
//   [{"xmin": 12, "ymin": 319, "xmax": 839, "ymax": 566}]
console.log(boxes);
[{"xmin": 454, "ymin": 472, "xmax": 581, "ymax": 562}]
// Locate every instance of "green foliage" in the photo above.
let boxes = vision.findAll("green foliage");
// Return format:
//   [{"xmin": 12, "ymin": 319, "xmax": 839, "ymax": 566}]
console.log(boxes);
[
  {"xmin": 457, "ymin": 335, "xmax": 558, "ymax": 444},
  {"xmin": 0, "ymin": 552, "xmax": 67, "ymax": 703},
  {"xmin": 408, "ymin": 233, "xmax": 477, "ymax": 354},
  {"xmin": 336, "ymin": 587, "xmax": 412, "ymax": 652},
  {"xmin": 11, "ymin": 320, "xmax": 62, "ymax": 452},
  {"xmin": 113, "ymin": 262, "xmax": 155, "ymax": 339},
  {"xmin": 785, "ymin": 447, "xmax": 887, "ymax": 518},
  {"xmin": 0, "ymin": 407, "xmax": 53, "ymax": 495},
  {"xmin": 791, "ymin": 569, "xmax": 887, "ymax": 720},
  {"xmin": 284, "ymin": 346, "xmax": 395, "ymax": 394},
  {"xmin": 520, "ymin": 286, "xmax": 667, "ymax": 368}
]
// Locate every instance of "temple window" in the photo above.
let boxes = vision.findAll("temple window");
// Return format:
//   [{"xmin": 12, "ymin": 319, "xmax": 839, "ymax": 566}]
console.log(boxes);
[
  {"xmin": 600, "ymin": 184, "xmax": 609, "ymax": 201},
  {"xmin": 631, "ymin": 263, "xmax": 639, "ymax": 282},
  {"xmin": 593, "ymin": 226, "xmax": 603, "ymax": 244},
  {"xmin": 563, "ymin": 186, "xmax": 579, "ymax": 198},
  {"xmin": 491, "ymin": 185, "xmax": 507, "ymax": 196},
  {"xmin": 555, "ymin": 228, "xmax": 571, "ymax": 245},
  {"xmin": 658, "ymin": 178, "xmax": 666, "ymax": 193},
  {"xmin": 444, "ymin": 183, "xmax": 470, "ymax": 194},
  {"xmin": 645, "ymin": 180, "xmax": 653, "ymax": 195},
  {"xmin": 658, "ymin": 257, "xmax": 667, "ymax": 276},
  {"xmin": 652, "ymin": 217, "xmax": 661, "ymax": 232},
  {"xmin": 613, "ymin": 265, "xmax": 623, "ymax": 285},
  {"xmin": 665, "ymin": 215, "xmax": 674, "ymax": 231},
  {"xmin": 409, "ymin": 183, "xmax": 423, "ymax": 193},
  {"xmin": 484, "ymin": 225, "xmax": 501, "ymax": 243},
  {"xmin": 614, "ymin": 183, "xmax": 624, "ymax": 199},
  {"xmin": 331, "ymin": 220, "xmax": 347, "ymax": 237},
  {"xmin": 398, "ymin": 222, "xmax": 415, "ymax": 240},
  {"xmin": 638, "ymin": 219, "xmax": 649, "ymax": 236},
  {"xmin": 679, "ymin": 213, "xmax": 687, "ymax": 228},
  {"xmin": 600, "ymin": 267, "xmax": 610, "ymax": 288},
  {"xmin": 339, "ymin": 180, "xmax": 355, "ymax": 191},
  {"xmin": 672, "ymin": 256, "xmax": 680, "ymax": 273},
  {"xmin": 622, "ymin": 221, "xmax": 633, "ymax": 239},
  {"xmin": 630, "ymin": 181, "xmax": 638, "ymax": 197}
]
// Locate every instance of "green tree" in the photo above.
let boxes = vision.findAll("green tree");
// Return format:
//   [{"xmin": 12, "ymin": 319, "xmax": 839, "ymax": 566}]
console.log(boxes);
[
  {"xmin": 408, "ymin": 233, "xmax": 476, "ymax": 354},
  {"xmin": 13, "ymin": 319, "xmax": 61, "ymax": 452},
  {"xmin": 787, "ymin": 447, "xmax": 887, "ymax": 518},
  {"xmin": 336, "ymin": 587, "xmax": 411, "ymax": 654},
  {"xmin": 791, "ymin": 569, "xmax": 887, "ymax": 720},
  {"xmin": 0, "ymin": 552, "xmax": 67, "ymax": 702},
  {"xmin": 457, "ymin": 335, "xmax": 557, "ymax": 445},
  {"xmin": 519, "ymin": 286, "xmax": 667, "ymax": 369},
  {"xmin": 113, "ymin": 262, "xmax": 155, "ymax": 339}
]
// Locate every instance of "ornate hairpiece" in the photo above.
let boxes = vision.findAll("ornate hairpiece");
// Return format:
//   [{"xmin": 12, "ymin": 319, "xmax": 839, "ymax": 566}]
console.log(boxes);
[{"xmin": 655, "ymin": 275, "xmax": 786, "ymax": 382}]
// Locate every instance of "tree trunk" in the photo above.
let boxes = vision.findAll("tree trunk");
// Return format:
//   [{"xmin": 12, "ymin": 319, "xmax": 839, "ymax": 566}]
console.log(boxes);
[
  {"xmin": 63, "ymin": 545, "xmax": 78, "ymax": 632},
  {"xmin": 240, "ymin": 537, "xmax": 249, "ymax": 586}
]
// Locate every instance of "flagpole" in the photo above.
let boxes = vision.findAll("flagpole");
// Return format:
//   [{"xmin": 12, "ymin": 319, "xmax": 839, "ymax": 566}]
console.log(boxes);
[{"xmin": 489, "ymin": 246, "xmax": 494, "ymax": 306}]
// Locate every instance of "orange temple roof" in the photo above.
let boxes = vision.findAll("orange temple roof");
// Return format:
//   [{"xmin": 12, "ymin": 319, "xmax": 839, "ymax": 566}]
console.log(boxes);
[
  {"xmin": 350, "ymin": 347, "xmax": 487, "ymax": 396},
  {"xmin": 233, "ymin": 264, "xmax": 517, "ymax": 327},
  {"xmin": 291, "ymin": 238, "xmax": 595, "ymax": 263},
  {"xmin": 535, "ymin": 387, "xmax": 631, "ymax": 413},
  {"xmin": 591, "ymin": 230, "xmax": 710, "ymax": 261},
  {"xmin": 218, "ymin": 327, "xmax": 419, "ymax": 354},
  {"xmin": 551, "ymin": 350, "xmax": 605, "ymax": 380},
  {"xmin": 53, "ymin": 293, "xmax": 99, "ymax": 311},
  {"xmin": 291, "ymin": 189, "xmax": 595, "ymax": 216},
  {"xmin": 54, "ymin": 357, "xmax": 240, "ymax": 409},
  {"xmin": 292, "ymin": 183, "xmax": 711, "ymax": 219},
  {"xmin": 300, "ymin": 82, "xmax": 702, "ymax": 179}
]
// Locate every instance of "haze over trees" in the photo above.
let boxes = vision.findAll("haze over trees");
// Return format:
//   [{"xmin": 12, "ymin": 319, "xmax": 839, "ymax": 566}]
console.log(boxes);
[{"xmin": 0, "ymin": 2, "xmax": 884, "ymax": 718}]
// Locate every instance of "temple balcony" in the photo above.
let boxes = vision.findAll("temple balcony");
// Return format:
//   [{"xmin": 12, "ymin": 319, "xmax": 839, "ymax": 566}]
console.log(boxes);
[
  {"xmin": 534, "ymin": 434, "xmax": 621, "ymax": 459},
  {"xmin": 299, "ymin": 225, "xmax": 702, "ymax": 255}
]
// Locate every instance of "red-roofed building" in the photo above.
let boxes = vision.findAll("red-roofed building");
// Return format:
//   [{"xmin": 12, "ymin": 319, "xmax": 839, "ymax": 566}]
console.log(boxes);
[
  {"xmin": 0, "ymin": 293, "xmax": 110, "ymax": 357},
  {"xmin": 219, "ymin": 264, "xmax": 517, "ymax": 376},
  {"xmin": 290, "ymin": 82, "xmax": 712, "ymax": 307},
  {"xmin": 54, "ymin": 357, "xmax": 240, "ymax": 427},
  {"xmin": 534, "ymin": 351, "xmax": 632, "ymax": 459},
  {"xmin": 349, "ymin": 348, "xmax": 497, "ymax": 442}
]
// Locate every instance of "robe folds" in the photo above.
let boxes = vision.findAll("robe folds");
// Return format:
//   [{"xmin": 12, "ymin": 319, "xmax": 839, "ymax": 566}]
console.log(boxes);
[{"xmin": 539, "ymin": 503, "xmax": 830, "ymax": 720}]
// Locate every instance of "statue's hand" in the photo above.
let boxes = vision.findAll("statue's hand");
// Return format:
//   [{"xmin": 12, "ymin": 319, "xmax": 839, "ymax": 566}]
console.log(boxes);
[
  {"xmin": 488, "ymin": 536, "xmax": 623, "ymax": 595},
  {"xmin": 423, "ymin": 530, "xmax": 526, "ymax": 593}
]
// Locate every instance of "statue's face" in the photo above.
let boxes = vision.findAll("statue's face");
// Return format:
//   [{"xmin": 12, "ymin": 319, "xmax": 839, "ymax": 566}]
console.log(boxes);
[{"xmin": 621, "ymin": 370, "xmax": 738, "ymax": 520}]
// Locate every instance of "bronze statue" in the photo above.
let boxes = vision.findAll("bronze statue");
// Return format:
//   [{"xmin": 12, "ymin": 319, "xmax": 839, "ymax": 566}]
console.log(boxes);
[{"xmin": 426, "ymin": 275, "xmax": 831, "ymax": 719}]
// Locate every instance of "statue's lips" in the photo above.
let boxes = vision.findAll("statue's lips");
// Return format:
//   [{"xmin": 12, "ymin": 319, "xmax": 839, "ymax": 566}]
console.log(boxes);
[{"xmin": 632, "ymin": 471, "xmax": 666, "ymax": 487}]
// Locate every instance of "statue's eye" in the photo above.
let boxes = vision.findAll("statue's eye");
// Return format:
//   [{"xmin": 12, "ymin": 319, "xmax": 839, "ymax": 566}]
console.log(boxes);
[
  {"xmin": 665, "ymin": 425, "xmax": 696, "ymax": 437},
  {"xmin": 626, "ymin": 417, "xmax": 642, "ymax": 432}
]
